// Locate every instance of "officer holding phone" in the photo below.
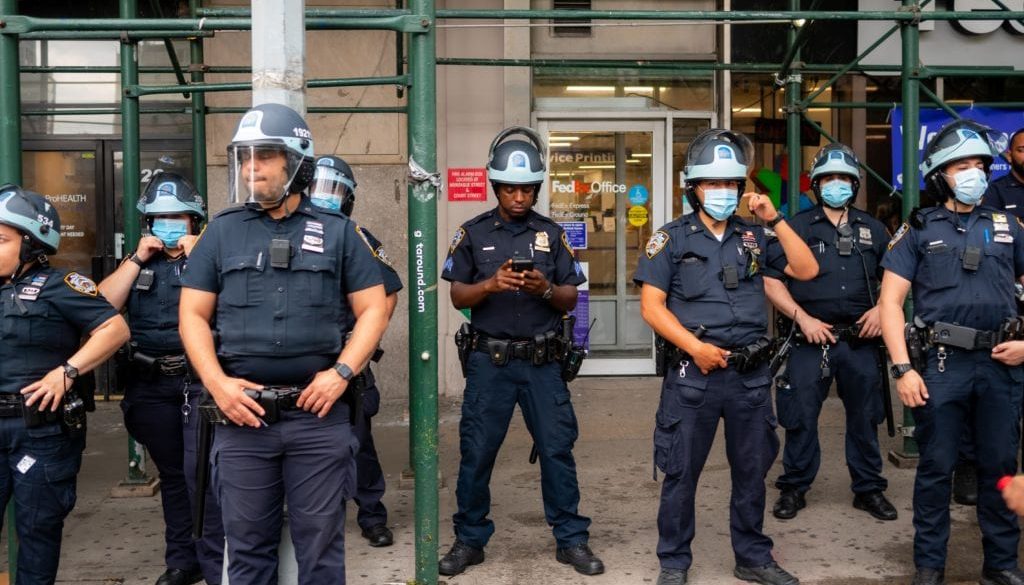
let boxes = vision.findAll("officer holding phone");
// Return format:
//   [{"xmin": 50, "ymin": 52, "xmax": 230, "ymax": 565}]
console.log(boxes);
[{"xmin": 439, "ymin": 127, "xmax": 603, "ymax": 578}]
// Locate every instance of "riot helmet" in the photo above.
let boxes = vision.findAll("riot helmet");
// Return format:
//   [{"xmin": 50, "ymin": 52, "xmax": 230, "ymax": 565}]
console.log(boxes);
[
  {"xmin": 311, "ymin": 156, "xmax": 357, "ymax": 216},
  {"xmin": 682, "ymin": 129, "xmax": 752, "ymax": 213},
  {"xmin": 0, "ymin": 184, "xmax": 60, "ymax": 263},
  {"xmin": 227, "ymin": 103, "xmax": 316, "ymax": 211},
  {"xmin": 809, "ymin": 143, "xmax": 861, "ymax": 208},
  {"xmin": 921, "ymin": 119, "xmax": 1000, "ymax": 202},
  {"xmin": 486, "ymin": 126, "xmax": 546, "ymax": 197}
]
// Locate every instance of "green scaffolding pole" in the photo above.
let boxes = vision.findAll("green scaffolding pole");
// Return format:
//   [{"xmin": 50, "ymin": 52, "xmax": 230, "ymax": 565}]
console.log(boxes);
[
  {"xmin": 407, "ymin": 0, "xmax": 438, "ymax": 583},
  {"xmin": 784, "ymin": 0, "xmax": 802, "ymax": 219},
  {"xmin": 119, "ymin": 0, "xmax": 152, "ymax": 488},
  {"xmin": 898, "ymin": 0, "xmax": 921, "ymax": 460},
  {"xmin": 190, "ymin": 0, "xmax": 207, "ymax": 199}
]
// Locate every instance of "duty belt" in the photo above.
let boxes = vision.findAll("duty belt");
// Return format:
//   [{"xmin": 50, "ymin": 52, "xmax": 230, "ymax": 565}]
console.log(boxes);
[
  {"xmin": 472, "ymin": 331, "xmax": 567, "ymax": 366},
  {"xmin": 0, "ymin": 394, "xmax": 24, "ymax": 418},
  {"xmin": 660, "ymin": 336, "xmax": 773, "ymax": 375},
  {"xmin": 132, "ymin": 350, "xmax": 191, "ymax": 377},
  {"xmin": 927, "ymin": 321, "xmax": 1005, "ymax": 351}
]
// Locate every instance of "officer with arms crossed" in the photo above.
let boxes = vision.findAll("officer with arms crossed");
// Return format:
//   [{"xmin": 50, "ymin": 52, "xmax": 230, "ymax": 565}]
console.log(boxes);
[
  {"xmin": 179, "ymin": 103, "xmax": 389, "ymax": 585},
  {"xmin": 439, "ymin": 126, "xmax": 603, "ymax": 577},
  {"xmin": 764, "ymin": 143, "xmax": 896, "ymax": 522},
  {"xmin": 879, "ymin": 120, "xmax": 1024, "ymax": 585},
  {"xmin": 0, "ymin": 185, "xmax": 129, "ymax": 585},
  {"xmin": 635, "ymin": 129, "xmax": 817, "ymax": 585},
  {"xmin": 98, "ymin": 173, "xmax": 224, "ymax": 585},
  {"xmin": 310, "ymin": 155, "xmax": 401, "ymax": 548}
]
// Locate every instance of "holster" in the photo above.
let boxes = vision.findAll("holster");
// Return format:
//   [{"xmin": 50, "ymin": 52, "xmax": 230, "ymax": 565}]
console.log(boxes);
[
  {"xmin": 342, "ymin": 374, "xmax": 365, "ymax": 425},
  {"xmin": 454, "ymin": 322, "xmax": 473, "ymax": 377},
  {"xmin": 727, "ymin": 336, "xmax": 773, "ymax": 374},
  {"xmin": 905, "ymin": 323, "xmax": 928, "ymax": 372}
]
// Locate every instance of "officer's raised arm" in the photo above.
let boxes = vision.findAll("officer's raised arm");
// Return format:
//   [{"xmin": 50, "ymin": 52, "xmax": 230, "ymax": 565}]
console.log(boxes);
[{"xmin": 747, "ymin": 193, "xmax": 817, "ymax": 281}]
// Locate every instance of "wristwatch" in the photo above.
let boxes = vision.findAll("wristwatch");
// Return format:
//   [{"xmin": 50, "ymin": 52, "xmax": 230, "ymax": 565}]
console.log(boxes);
[
  {"xmin": 890, "ymin": 362, "xmax": 913, "ymax": 379},
  {"xmin": 332, "ymin": 362, "xmax": 355, "ymax": 381},
  {"xmin": 62, "ymin": 362, "xmax": 80, "ymax": 381},
  {"xmin": 541, "ymin": 284, "xmax": 555, "ymax": 300},
  {"xmin": 128, "ymin": 253, "xmax": 145, "ymax": 268},
  {"xmin": 765, "ymin": 214, "xmax": 785, "ymax": 228}
]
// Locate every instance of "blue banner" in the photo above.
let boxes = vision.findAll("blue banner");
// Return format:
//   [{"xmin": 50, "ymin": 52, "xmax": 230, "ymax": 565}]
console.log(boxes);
[{"xmin": 891, "ymin": 106, "xmax": 1024, "ymax": 189}]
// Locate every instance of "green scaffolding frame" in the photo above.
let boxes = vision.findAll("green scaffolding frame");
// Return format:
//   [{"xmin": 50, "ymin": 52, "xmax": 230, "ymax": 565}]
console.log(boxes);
[{"xmin": 2, "ymin": 4, "xmax": 1024, "ymax": 584}]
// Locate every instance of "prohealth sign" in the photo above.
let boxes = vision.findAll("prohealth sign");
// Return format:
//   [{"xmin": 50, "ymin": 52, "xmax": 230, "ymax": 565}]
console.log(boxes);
[{"xmin": 890, "ymin": 106, "xmax": 1024, "ymax": 189}]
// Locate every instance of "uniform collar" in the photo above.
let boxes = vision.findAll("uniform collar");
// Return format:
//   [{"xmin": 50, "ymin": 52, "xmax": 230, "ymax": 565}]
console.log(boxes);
[
  {"xmin": 810, "ymin": 206, "xmax": 867, "ymax": 226},
  {"xmin": 487, "ymin": 208, "xmax": 542, "ymax": 232},
  {"xmin": 242, "ymin": 195, "xmax": 319, "ymax": 222},
  {"xmin": 681, "ymin": 212, "xmax": 745, "ymax": 240}
]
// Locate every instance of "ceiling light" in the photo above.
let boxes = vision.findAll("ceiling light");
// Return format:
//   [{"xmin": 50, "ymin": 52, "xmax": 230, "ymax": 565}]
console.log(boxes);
[
  {"xmin": 578, "ymin": 164, "xmax": 616, "ymax": 169},
  {"xmin": 565, "ymin": 86, "xmax": 615, "ymax": 93}
]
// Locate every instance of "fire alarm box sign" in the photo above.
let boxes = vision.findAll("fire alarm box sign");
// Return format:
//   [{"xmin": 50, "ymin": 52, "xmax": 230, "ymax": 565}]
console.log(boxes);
[{"xmin": 447, "ymin": 168, "xmax": 488, "ymax": 202}]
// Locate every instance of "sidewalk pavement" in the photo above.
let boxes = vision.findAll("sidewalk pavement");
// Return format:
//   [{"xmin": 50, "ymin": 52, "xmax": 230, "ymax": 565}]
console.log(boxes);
[{"xmin": 2, "ymin": 376, "xmax": 1013, "ymax": 584}]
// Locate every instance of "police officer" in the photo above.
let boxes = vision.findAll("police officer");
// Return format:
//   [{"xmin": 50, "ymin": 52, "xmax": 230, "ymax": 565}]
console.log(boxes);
[
  {"xmin": 0, "ymin": 185, "xmax": 130, "ymax": 584},
  {"xmin": 985, "ymin": 128, "xmax": 1024, "ymax": 218},
  {"xmin": 879, "ymin": 120, "xmax": 1024, "ymax": 585},
  {"xmin": 952, "ymin": 127, "xmax": 1024, "ymax": 507},
  {"xmin": 635, "ymin": 129, "xmax": 817, "ymax": 585},
  {"xmin": 439, "ymin": 126, "xmax": 603, "ymax": 577},
  {"xmin": 179, "ymin": 103, "xmax": 389, "ymax": 584},
  {"xmin": 764, "ymin": 143, "xmax": 897, "ymax": 522},
  {"xmin": 310, "ymin": 155, "xmax": 401, "ymax": 548},
  {"xmin": 97, "ymin": 173, "xmax": 224, "ymax": 585}
]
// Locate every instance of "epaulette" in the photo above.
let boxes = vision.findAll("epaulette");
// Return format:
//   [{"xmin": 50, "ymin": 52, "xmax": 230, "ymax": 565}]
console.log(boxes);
[
  {"xmin": 463, "ymin": 208, "xmax": 496, "ymax": 227},
  {"xmin": 213, "ymin": 205, "xmax": 249, "ymax": 219}
]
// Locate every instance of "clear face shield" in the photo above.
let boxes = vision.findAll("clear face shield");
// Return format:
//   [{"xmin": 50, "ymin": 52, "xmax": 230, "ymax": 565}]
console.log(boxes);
[
  {"xmin": 227, "ymin": 144, "xmax": 305, "ymax": 208},
  {"xmin": 309, "ymin": 166, "xmax": 355, "ymax": 212}
]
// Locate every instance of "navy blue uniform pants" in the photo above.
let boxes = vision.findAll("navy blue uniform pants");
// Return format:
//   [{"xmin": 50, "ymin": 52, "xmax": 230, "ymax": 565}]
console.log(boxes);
[
  {"xmin": 352, "ymin": 381, "xmax": 387, "ymax": 530},
  {"xmin": 775, "ymin": 341, "xmax": 887, "ymax": 495},
  {"xmin": 912, "ymin": 349, "xmax": 1022, "ymax": 570},
  {"xmin": 655, "ymin": 362, "xmax": 779, "ymax": 571},
  {"xmin": 212, "ymin": 404, "xmax": 357, "ymax": 585},
  {"xmin": 454, "ymin": 352, "xmax": 590, "ymax": 549},
  {"xmin": 122, "ymin": 373, "xmax": 224, "ymax": 583},
  {"xmin": 0, "ymin": 418, "xmax": 82, "ymax": 585}
]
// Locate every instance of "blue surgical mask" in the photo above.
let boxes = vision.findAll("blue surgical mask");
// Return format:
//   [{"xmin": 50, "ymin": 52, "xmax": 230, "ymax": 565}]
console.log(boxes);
[
  {"xmin": 311, "ymin": 194, "xmax": 342, "ymax": 211},
  {"xmin": 820, "ymin": 179, "xmax": 854, "ymax": 208},
  {"xmin": 702, "ymin": 188, "xmax": 738, "ymax": 221},
  {"xmin": 151, "ymin": 218, "xmax": 189, "ymax": 248},
  {"xmin": 947, "ymin": 167, "xmax": 988, "ymax": 206}
]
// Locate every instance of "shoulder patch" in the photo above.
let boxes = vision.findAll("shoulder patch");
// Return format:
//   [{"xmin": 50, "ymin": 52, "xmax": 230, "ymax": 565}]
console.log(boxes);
[
  {"xmin": 646, "ymin": 230, "xmax": 670, "ymax": 259},
  {"xmin": 64, "ymin": 272, "xmax": 98, "ymax": 297},
  {"xmin": 449, "ymin": 227, "xmax": 466, "ymax": 254},
  {"xmin": 763, "ymin": 227, "xmax": 777, "ymax": 238},
  {"xmin": 560, "ymin": 231, "xmax": 574, "ymax": 255},
  {"xmin": 888, "ymin": 222, "xmax": 910, "ymax": 251}
]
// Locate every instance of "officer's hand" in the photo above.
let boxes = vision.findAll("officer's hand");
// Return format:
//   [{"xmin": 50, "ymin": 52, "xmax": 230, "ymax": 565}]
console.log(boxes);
[
  {"xmin": 135, "ymin": 236, "xmax": 165, "ymax": 263},
  {"xmin": 796, "ymin": 312, "xmax": 836, "ymax": 345},
  {"xmin": 856, "ymin": 307, "xmax": 883, "ymax": 338},
  {"xmin": 520, "ymin": 269, "xmax": 550, "ymax": 296},
  {"xmin": 488, "ymin": 260, "xmax": 526, "ymax": 293},
  {"xmin": 1002, "ymin": 475, "xmax": 1024, "ymax": 516},
  {"xmin": 297, "ymin": 369, "xmax": 348, "ymax": 418},
  {"xmin": 207, "ymin": 375, "xmax": 265, "ymax": 427},
  {"xmin": 895, "ymin": 369, "xmax": 929, "ymax": 407},
  {"xmin": 692, "ymin": 342, "xmax": 729, "ymax": 374},
  {"xmin": 744, "ymin": 193, "xmax": 779, "ymax": 223},
  {"xmin": 992, "ymin": 341, "xmax": 1024, "ymax": 366},
  {"xmin": 20, "ymin": 367, "xmax": 71, "ymax": 412},
  {"xmin": 178, "ymin": 234, "xmax": 199, "ymax": 257}
]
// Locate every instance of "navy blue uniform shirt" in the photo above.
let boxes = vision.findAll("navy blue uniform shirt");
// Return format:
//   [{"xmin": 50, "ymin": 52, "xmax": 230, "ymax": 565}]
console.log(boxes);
[
  {"xmin": 181, "ymin": 197, "xmax": 383, "ymax": 384},
  {"xmin": 882, "ymin": 205, "xmax": 1024, "ymax": 331},
  {"xmin": 441, "ymin": 208, "xmax": 585, "ymax": 338},
  {"xmin": 763, "ymin": 206, "xmax": 889, "ymax": 324},
  {"xmin": 127, "ymin": 254, "xmax": 187, "ymax": 354},
  {"xmin": 1, "ymin": 265, "xmax": 118, "ymax": 394},
  {"xmin": 634, "ymin": 212, "xmax": 787, "ymax": 348},
  {"xmin": 984, "ymin": 172, "xmax": 1024, "ymax": 220}
]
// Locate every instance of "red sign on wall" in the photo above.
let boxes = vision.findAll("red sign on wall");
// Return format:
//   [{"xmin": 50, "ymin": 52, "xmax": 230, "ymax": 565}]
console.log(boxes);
[{"xmin": 447, "ymin": 168, "xmax": 488, "ymax": 202}]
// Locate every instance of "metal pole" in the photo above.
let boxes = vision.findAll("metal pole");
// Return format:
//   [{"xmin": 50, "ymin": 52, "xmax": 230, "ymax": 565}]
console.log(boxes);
[
  {"xmin": 190, "ymin": 0, "xmax": 207, "ymax": 199},
  {"xmin": 408, "ymin": 0, "xmax": 438, "ymax": 582},
  {"xmin": 120, "ymin": 0, "xmax": 152, "ymax": 487},
  {"xmin": 897, "ymin": 0, "xmax": 921, "ymax": 460},
  {"xmin": 785, "ymin": 3, "xmax": 802, "ymax": 218},
  {"xmin": 251, "ymin": 0, "xmax": 306, "ymax": 113}
]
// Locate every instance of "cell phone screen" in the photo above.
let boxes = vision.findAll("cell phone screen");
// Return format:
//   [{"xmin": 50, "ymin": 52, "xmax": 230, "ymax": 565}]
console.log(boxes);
[{"xmin": 511, "ymin": 258, "xmax": 534, "ymax": 272}]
